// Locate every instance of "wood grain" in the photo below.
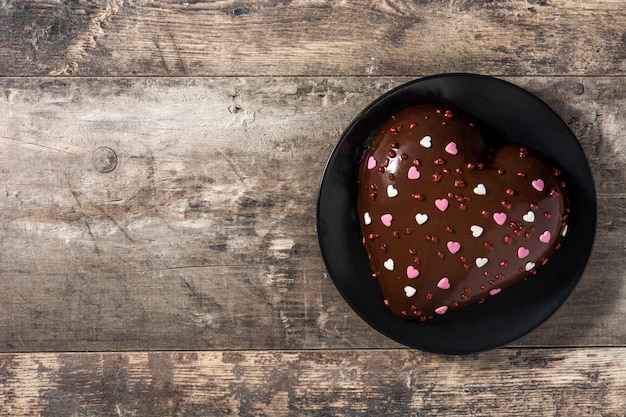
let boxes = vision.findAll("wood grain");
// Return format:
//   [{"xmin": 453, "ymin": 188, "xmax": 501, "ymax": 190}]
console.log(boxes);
[
  {"xmin": 0, "ymin": 348, "xmax": 624, "ymax": 416},
  {"xmin": 1, "ymin": 0, "xmax": 625, "ymax": 77},
  {"xmin": 0, "ymin": 76, "xmax": 624, "ymax": 351}
]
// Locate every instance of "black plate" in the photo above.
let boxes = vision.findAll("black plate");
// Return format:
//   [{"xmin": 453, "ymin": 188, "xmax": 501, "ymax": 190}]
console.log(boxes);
[{"xmin": 316, "ymin": 74, "xmax": 596, "ymax": 354}]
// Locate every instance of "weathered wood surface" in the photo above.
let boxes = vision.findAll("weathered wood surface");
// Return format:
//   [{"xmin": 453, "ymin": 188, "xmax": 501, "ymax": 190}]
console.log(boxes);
[
  {"xmin": 1, "ymin": 0, "xmax": 625, "ymax": 77},
  {"xmin": 0, "ymin": 348, "xmax": 625, "ymax": 416},
  {"xmin": 1, "ymin": 0, "xmax": 626, "ymax": 413},
  {"xmin": 0, "ymin": 76, "xmax": 624, "ymax": 351}
]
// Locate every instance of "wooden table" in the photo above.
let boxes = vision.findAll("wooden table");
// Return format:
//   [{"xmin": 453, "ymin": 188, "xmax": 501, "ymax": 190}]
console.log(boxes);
[{"xmin": 1, "ymin": 1, "xmax": 625, "ymax": 415}]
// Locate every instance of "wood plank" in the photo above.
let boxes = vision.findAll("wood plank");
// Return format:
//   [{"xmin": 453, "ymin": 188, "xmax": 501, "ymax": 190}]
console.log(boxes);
[
  {"xmin": 1, "ymin": 0, "xmax": 625, "ymax": 76},
  {"xmin": 0, "ymin": 76, "xmax": 624, "ymax": 351},
  {"xmin": 0, "ymin": 348, "xmax": 625, "ymax": 416}
]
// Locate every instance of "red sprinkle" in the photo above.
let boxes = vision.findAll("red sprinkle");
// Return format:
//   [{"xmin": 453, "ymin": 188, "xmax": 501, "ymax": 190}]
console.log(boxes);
[
  {"xmin": 499, "ymin": 260, "xmax": 508, "ymax": 267},
  {"xmin": 408, "ymin": 248, "xmax": 417, "ymax": 255},
  {"xmin": 412, "ymin": 193, "xmax": 424, "ymax": 201},
  {"xmin": 389, "ymin": 173, "xmax": 395, "ymax": 180},
  {"xmin": 503, "ymin": 235, "xmax": 512, "ymax": 244},
  {"xmin": 388, "ymin": 150, "xmax": 396, "ymax": 158},
  {"xmin": 413, "ymin": 159, "xmax": 421, "ymax": 166},
  {"xmin": 517, "ymin": 172, "xmax": 527, "ymax": 177},
  {"xmin": 426, "ymin": 292, "xmax": 433, "ymax": 300},
  {"xmin": 497, "ymin": 169, "xmax": 505, "ymax": 175},
  {"xmin": 380, "ymin": 244, "xmax": 387, "ymax": 252},
  {"xmin": 544, "ymin": 212, "xmax": 551, "ymax": 218},
  {"xmin": 496, "ymin": 273, "xmax": 505, "ymax": 280},
  {"xmin": 484, "ymin": 242, "xmax": 494, "ymax": 251},
  {"xmin": 445, "ymin": 226, "xmax": 454, "ymax": 233},
  {"xmin": 378, "ymin": 167, "xmax": 385, "ymax": 173},
  {"xmin": 433, "ymin": 173, "xmax": 443, "ymax": 182},
  {"xmin": 409, "ymin": 123, "xmax": 416, "ymax": 129},
  {"xmin": 434, "ymin": 158, "xmax": 445, "ymax": 165},
  {"xmin": 392, "ymin": 231, "xmax": 400, "ymax": 239},
  {"xmin": 506, "ymin": 188, "xmax": 515, "ymax": 196},
  {"xmin": 437, "ymin": 251, "xmax": 444, "ymax": 259},
  {"xmin": 400, "ymin": 153, "xmax": 408, "ymax": 160},
  {"xmin": 454, "ymin": 179, "xmax": 466, "ymax": 188}
]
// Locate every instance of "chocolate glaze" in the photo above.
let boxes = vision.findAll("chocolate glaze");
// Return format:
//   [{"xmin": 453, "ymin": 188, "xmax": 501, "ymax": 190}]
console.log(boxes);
[{"xmin": 358, "ymin": 104, "xmax": 569, "ymax": 321}]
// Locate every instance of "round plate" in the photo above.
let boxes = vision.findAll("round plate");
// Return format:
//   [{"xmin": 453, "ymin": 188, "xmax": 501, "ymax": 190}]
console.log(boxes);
[{"xmin": 316, "ymin": 73, "xmax": 596, "ymax": 354}]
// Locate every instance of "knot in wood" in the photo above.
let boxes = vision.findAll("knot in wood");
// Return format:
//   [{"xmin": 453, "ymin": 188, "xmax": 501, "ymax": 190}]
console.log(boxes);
[{"xmin": 92, "ymin": 146, "xmax": 118, "ymax": 173}]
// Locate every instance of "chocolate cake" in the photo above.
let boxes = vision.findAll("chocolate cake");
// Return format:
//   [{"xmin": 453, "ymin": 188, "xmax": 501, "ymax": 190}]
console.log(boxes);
[{"xmin": 357, "ymin": 104, "xmax": 569, "ymax": 321}]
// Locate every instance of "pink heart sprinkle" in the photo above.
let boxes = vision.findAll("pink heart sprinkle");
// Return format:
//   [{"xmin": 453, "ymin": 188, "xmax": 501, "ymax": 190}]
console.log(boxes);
[
  {"xmin": 437, "ymin": 277, "xmax": 451, "ymax": 290},
  {"xmin": 406, "ymin": 266, "xmax": 420, "ymax": 279},
  {"xmin": 517, "ymin": 246, "xmax": 530, "ymax": 259},
  {"xmin": 367, "ymin": 156, "xmax": 376, "ymax": 170},
  {"xmin": 493, "ymin": 212, "xmax": 507, "ymax": 225},
  {"xmin": 435, "ymin": 198, "xmax": 449, "ymax": 212},
  {"xmin": 445, "ymin": 142, "xmax": 458, "ymax": 155},
  {"xmin": 539, "ymin": 230, "xmax": 551, "ymax": 243},
  {"xmin": 381, "ymin": 214, "xmax": 393, "ymax": 227},
  {"xmin": 435, "ymin": 305, "xmax": 448, "ymax": 315},
  {"xmin": 446, "ymin": 241, "xmax": 461, "ymax": 254},
  {"xmin": 407, "ymin": 165, "xmax": 420, "ymax": 180},
  {"xmin": 489, "ymin": 288, "xmax": 502, "ymax": 296},
  {"xmin": 532, "ymin": 179, "xmax": 545, "ymax": 191}
]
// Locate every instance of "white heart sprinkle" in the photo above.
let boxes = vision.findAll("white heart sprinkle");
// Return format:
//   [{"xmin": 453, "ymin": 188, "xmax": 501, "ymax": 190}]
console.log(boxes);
[
  {"xmin": 387, "ymin": 185, "xmax": 399, "ymax": 198},
  {"xmin": 404, "ymin": 286, "xmax": 417, "ymax": 298},
  {"xmin": 364, "ymin": 212, "xmax": 372, "ymax": 225},
  {"xmin": 525, "ymin": 261, "xmax": 536, "ymax": 271},
  {"xmin": 562, "ymin": 224, "xmax": 569, "ymax": 237},
  {"xmin": 470, "ymin": 225, "xmax": 483, "ymax": 238},
  {"xmin": 415, "ymin": 213, "xmax": 429, "ymax": 225},
  {"xmin": 473, "ymin": 183, "xmax": 487, "ymax": 195},
  {"xmin": 523, "ymin": 211, "xmax": 535, "ymax": 222},
  {"xmin": 419, "ymin": 136, "xmax": 432, "ymax": 148},
  {"xmin": 476, "ymin": 257, "xmax": 488, "ymax": 268},
  {"xmin": 384, "ymin": 259, "xmax": 395, "ymax": 271}
]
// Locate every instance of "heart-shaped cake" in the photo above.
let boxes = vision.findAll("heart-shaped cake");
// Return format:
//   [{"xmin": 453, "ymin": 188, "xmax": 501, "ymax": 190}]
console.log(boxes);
[{"xmin": 358, "ymin": 104, "xmax": 569, "ymax": 321}]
